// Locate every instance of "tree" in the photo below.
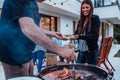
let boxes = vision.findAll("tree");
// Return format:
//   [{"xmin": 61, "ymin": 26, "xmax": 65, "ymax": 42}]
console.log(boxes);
[{"xmin": 114, "ymin": 24, "xmax": 120, "ymax": 44}]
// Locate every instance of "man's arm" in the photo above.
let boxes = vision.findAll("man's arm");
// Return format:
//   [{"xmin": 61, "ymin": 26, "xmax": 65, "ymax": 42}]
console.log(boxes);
[
  {"xmin": 19, "ymin": 17, "xmax": 62, "ymax": 55},
  {"xmin": 40, "ymin": 27, "xmax": 64, "ymax": 40},
  {"xmin": 19, "ymin": 17, "xmax": 75, "ymax": 61},
  {"xmin": 40, "ymin": 27, "xmax": 54, "ymax": 36}
]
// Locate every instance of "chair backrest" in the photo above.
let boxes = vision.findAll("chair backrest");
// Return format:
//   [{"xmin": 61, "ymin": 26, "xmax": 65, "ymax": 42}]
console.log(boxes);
[
  {"xmin": 105, "ymin": 37, "xmax": 113, "ymax": 58},
  {"xmin": 98, "ymin": 37, "xmax": 113, "ymax": 62},
  {"xmin": 97, "ymin": 37, "xmax": 115, "ymax": 71},
  {"xmin": 99, "ymin": 37, "xmax": 108, "ymax": 60}
]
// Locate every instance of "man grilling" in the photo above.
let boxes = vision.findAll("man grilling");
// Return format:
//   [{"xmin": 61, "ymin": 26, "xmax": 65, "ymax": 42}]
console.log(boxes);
[{"xmin": 0, "ymin": 0, "xmax": 76, "ymax": 79}]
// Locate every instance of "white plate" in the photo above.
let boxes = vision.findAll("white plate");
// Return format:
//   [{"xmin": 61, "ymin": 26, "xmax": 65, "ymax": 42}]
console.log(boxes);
[{"xmin": 8, "ymin": 76, "xmax": 41, "ymax": 80}]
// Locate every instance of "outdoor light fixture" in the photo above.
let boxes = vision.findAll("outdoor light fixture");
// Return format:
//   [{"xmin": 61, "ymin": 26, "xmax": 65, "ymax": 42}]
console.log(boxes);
[{"xmin": 46, "ymin": 0, "xmax": 82, "ymax": 7}]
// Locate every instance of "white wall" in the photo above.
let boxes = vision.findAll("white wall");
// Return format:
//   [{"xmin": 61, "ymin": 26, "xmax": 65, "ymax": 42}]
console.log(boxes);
[
  {"xmin": 60, "ymin": 16, "xmax": 73, "ymax": 35},
  {"xmin": 94, "ymin": 5, "xmax": 120, "ymax": 19}
]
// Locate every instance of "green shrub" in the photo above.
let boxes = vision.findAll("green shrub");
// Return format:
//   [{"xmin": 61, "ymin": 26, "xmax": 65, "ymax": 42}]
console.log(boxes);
[{"xmin": 114, "ymin": 49, "xmax": 120, "ymax": 57}]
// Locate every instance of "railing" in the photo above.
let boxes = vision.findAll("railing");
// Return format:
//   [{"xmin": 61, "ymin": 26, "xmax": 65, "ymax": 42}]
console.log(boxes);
[{"xmin": 94, "ymin": 0, "xmax": 118, "ymax": 8}]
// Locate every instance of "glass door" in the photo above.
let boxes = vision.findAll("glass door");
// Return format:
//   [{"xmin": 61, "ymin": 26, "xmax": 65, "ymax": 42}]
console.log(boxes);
[
  {"xmin": 40, "ymin": 14, "xmax": 57, "ymax": 32},
  {"xmin": 41, "ymin": 17, "xmax": 51, "ymax": 31}
]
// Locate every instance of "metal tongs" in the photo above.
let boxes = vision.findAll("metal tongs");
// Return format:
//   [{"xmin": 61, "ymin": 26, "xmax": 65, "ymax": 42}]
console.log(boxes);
[{"xmin": 72, "ymin": 60, "xmax": 76, "ymax": 80}]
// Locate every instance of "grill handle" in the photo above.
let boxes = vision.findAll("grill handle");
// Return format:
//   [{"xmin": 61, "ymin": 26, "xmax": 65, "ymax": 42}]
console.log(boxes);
[{"xmin": 72, "ymin": 60, "xmax": 75, "ymax": 80}]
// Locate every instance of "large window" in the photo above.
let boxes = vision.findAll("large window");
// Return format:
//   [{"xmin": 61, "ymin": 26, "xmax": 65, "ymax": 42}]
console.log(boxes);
[
  {"xmin": 94, "ymin": 0, "xmax": 117, "ymax": 7},
  {"xmin": 40, "ymin": 14, "xmax": 57, "ymax": 32}
]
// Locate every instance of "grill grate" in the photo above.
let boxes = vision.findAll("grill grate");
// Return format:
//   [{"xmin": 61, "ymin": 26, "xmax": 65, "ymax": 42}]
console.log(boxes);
[{"xmin": 40, "ymin": 64, "xmax": 109, "ymax": 80}]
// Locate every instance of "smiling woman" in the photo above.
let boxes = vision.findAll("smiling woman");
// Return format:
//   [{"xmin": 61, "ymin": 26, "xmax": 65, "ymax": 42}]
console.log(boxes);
[{"xmin": 73, "ymin": 0, "xmax": 100, "ymax": 65}]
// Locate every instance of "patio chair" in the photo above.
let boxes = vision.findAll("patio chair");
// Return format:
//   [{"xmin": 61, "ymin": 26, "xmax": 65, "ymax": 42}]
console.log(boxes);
[{"xmin": 97, "ymin": 37, "xmax": 115, "ymax": 72}]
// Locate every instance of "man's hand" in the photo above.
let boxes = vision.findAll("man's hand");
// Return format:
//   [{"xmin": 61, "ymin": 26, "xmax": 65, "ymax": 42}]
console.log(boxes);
[{"xmin": 59, "ymin": 48, "xmax": 76, "ymax": 62}]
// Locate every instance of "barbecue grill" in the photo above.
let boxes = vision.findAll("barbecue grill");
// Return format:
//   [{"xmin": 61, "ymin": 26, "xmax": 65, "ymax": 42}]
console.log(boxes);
[{"xmin": 38, "ymin": 64, "xmax": 113, "ymax": 80}]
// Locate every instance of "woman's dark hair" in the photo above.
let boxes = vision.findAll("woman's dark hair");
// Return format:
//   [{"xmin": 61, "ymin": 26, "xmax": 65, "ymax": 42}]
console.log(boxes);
[{"xmin": 77, "ymin": 0, "xmax": 93, "ymax": 34}]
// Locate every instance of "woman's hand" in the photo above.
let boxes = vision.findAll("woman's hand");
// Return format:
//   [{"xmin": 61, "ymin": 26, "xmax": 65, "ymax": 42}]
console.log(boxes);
[
  {"xmin": 53, "ymin": 32, "xmax": 69, "ymax": 40},
  {"xmin": 63, "ymin": 34, "xmax": 79, "ymax": 40},
  {"xmin": 70, "ymin": 35, "xmax": 79, "ymax": 40},
  {"xmin": 53, "ymin": 32, "xmax": 63, "ymax": 39}
]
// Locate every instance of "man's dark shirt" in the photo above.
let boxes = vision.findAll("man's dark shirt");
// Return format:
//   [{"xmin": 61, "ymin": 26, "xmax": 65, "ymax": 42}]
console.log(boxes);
[{"xmin": 0, "ymin": 0, "xmax": 40, "ymax": 65}]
